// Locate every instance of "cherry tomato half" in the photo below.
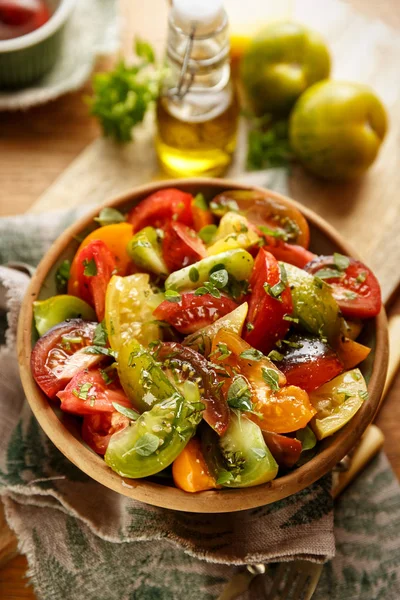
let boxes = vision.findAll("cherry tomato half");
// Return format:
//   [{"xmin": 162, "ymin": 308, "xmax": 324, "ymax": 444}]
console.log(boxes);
[
  {"xmin": 68, "ymin": 240, "xmax": 117, "ymax": 322},
  {"xmin": 304, "ymin": 255, "xmax": 382, "ymax": 319},
  {"xmin": 244, "ymin": 248, "xmax": 293, "ymax": 353},
  {"xmin": 127, "ymin": 188, "xmax": 194, "ymax": 232},
  {"xmin": 153, "ymin": 292, "xmax": 238, "ymax": 334},
  {"xmin": 57, "ymin": 368, "xmax": 133, "ymax": 416},
  {"xmin": 162, "ymin": 222, "xmax": 206, "ymax": 272},
  {"xmin": 82, "ymin": 412, "xmax": 130, "ymax": 456},
  {"xmin": 31, "ymin": 319, "xmax": 101, "ymax": 399}
]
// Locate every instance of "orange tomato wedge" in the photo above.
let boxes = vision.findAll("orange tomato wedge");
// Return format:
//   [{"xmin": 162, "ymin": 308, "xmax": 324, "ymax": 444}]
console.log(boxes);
[
  {"xmin": 211, "ymin": 329, "xmax": 316, "ymax": 434},
  {"xmin": 336, "ymin": 337, "xmax": 371, "ymax": 370},
  {"xmin": 172, "ymin": 438, "xmax": 218, "ymax": 493},
  {"xmin": 68, "ymin": 223, "xmax": 133, "ymax": 296}
]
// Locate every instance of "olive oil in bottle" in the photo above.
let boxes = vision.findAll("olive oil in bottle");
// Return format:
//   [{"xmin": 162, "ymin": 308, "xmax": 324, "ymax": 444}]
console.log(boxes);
[{"xmin": 156, "ymin": 0, "xmax": 239, "ymax": 177}]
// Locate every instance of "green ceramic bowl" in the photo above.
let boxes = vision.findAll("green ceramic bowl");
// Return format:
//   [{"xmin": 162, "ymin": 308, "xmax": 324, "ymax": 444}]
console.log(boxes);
[{"xmin": 0, "ymin": 0, "xmax": 76, "ymax": 89}]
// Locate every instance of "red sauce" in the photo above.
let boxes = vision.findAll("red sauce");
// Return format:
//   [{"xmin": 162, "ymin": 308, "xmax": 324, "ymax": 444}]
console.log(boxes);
[{"xmin": 0, "ymin": 0, "xmax": 50, "ymax": 41}]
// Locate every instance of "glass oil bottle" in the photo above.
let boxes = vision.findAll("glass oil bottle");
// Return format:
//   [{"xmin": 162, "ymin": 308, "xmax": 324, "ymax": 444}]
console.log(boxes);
[{"xmin": 156, "ymin": 0, "xmax": 239, "ymax": 177}]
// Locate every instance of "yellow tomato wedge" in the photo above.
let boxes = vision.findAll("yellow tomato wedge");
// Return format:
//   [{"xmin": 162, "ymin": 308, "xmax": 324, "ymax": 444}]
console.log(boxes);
[
  {"xmin": 172, "ymin": 438, "xmax": 218, "ymax": 493},
  {"xmin": 310, "ymin": 368, "xmax": 368, "ymax": 440},
  {"xmin": 105, "ymin": 274, "xmax": 162, "ymax": 351}
]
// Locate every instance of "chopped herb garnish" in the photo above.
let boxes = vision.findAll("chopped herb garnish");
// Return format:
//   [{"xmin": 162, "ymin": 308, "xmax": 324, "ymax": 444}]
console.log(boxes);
[
  {"xmin": 239, "ymin": 349, "xmax": 264, "ymax": 361},
  {"xmin": 198, "ymin": 224, "xmax": 217, "ymax": 244},
  {"xmin": 262, "ymin": 367, "xmax": 280, "ymax": 392},
  {"xmin": 72, "ymin": 382, "xmax": 93, "ymax": 401},
  {"xmin": 334, "ymin": 253, "xmax": 350, "ymax": 271},
  {"xmin": 227, "ymin": 376, "xmax": 253, "ymax": 412},
  {"xmin": 356, "ymin": 271, "xmax": 368, "ymax": 284},
  {"xmin": 83, "ymin": 258, "xmax": 97, "ymax": 277},
  {"xmin": 352, "ymin": 371, "xmax": 361, "ymax": 381},
  {"xmin": 55, "ymin": 259, "xmax": 71, "ymax": 293},
  {"xmin": 195, "ymin": 282, "xmax": 221, "ymax": 298},
  {"xmin": 210, "ymin": 342, "xmax": 232, "ymax": 361},
  {"xmin": 314, "ymin": 268, "xmax": 342, "ymax": 280},
  {"xmin": 283, "ymin": 315, "xmax": 299, "ymax": 323},
  {"xmin": 100, "ymin": 369, "xmax": 114, "ymax": 385},
  {"xmin": 344, "ymin": 291, "xmax": 358, "ymax": 300},
  {"xmin": 165, "ymin": 289, "xmax": 182, "ymax": 303},
  {"xmin": 134, "ymin": 432, "xmax": 160, "ymax": 456},
  {"xmin": 94, "ymin": 207, "xmax": 125, "ymax": 227},
  {"xmin": 189, "ymin": 267, "xmax": 200, "ymax": 282},
  {"xmin": 84, "ymin": 346, "xmax": 116, "ymax": 357},
  {"xmin": 112, "ymin": 402, "xmax": 139, "ymax": 420},
  {"xmin": 267, "ymin": 350, "xmax": 284, "ymax": 362},
  {"xmin": 359, "ymin": 389, "xmax": 369, "ymax": 401},
  {"xmin": 258, "ymin": 225, "xmax": 288, "ymax": 241},
  {"xmin": 246, "ymin": 322, "xmax": 254, "ymax": 332},
  {"xmin": 61, "ymin": 336, "xmax": 83, "ymax": 345},
  {"xmin": 93, "ymin": 321, "xmax": 108, "ymax": 346}
]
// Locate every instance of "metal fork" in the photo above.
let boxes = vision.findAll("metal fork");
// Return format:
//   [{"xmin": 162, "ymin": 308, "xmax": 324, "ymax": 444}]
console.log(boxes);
[{"xmin": 217, "ymin": 424, "xmax": 384, "ymax": 600}]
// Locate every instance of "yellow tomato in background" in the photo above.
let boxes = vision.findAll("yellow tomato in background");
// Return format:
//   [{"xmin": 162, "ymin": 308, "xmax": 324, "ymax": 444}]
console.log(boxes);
[
  {"xmin": 289, "ymin": 80, "xmax": 388, "ymax": 180},
  {"xmin": 240, "ymin": 21, "xmax": 330, "ymax": 116}
]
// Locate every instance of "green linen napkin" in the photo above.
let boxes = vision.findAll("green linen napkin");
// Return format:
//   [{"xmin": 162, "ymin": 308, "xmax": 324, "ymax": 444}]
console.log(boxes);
[{"xmin": 0, "ymin": 211, "xmax": 399, "ymax": 600}]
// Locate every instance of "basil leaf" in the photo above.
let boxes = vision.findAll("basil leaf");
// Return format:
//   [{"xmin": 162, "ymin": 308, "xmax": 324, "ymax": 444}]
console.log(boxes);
[
  {"xmin": 267, "ymin": 350, "xmax": 284, "ymax": 362},
  {"xmin": 83, "ymin": 258, "xmax": 97, "ymax": 277},
  {"xmin": 193, "ymin": 193, "xmax": 208, "ymax": 211},
  {"xmin": 296, "ymin": 426, "xmax": 316, "ymax": 452},
  {"xmin": 112, "ymin": 402, "xmax": 139, "ymax": 421},
  {"xmin": 333, "ymin": 253, "xmax": 350, "ymax": 271},
  {"xmin": 134, "ymin": 432, "xmax": 160, "ymax": 456},
  {"xmin": 314, "ymin": 267, "xmax": 341, "ymax": 280},
  {"xmin": 227, "ymin": 376, "xmax": 253, "ymax": 412},
  {"xmin": 93, "ymin": 321, "xmax": 108, "ymax": 346},
  {"xmin": 239, "ymin": 349, "xmax": 264, "ymax": 361},
  {"xmin": 262, "ymin": 367, "xmax": 280, "ymax": 391},
  {"xmin": 209, "ymin": 268, "xmax": 229, "ymax": 289},
  {"xmin": 72, "ymin": 382, "xmax": 93, "ymax": 401},
  {"xmin": 94, "ymin": 207, "xmax": 125, "ymax": 227},
  {"xmin": 165, "ymin": 290, "xmax": 182, "ymax": 303},
  {"xmin": 84, "ymin": 346, "xmax": 116, "ymax": 357}
]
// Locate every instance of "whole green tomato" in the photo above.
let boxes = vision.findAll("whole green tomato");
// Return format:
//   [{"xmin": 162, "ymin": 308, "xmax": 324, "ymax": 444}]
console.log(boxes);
[
  {"xmin": 289, "ymin": 80, "xmax": 388, "ymax": 180},
  {"xmin": 240, "ymin": 21, "xmax": 330, "ymax": 116}
]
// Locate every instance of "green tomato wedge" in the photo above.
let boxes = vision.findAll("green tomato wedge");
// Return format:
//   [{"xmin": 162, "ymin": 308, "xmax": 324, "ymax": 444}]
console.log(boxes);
[
  {"xmin": 105, "ymin": 393, "xmax": 203, "ymax": 478},
  {"xmin": 164, "ymin": 249, "xmax": 254, "ymax": 292},
  {"xmin": 117, "ymin": 338, "xmax": 176, "ymax": 413},
  {"xmin": 33, "ymin": 295, "xmax": 96, "ymax": 336},
  {"xmin": 283, "ymin": 262, "xmax": 341, "ymax": 342},
  {"xmin": 127, "ymin": 226, "xmax": 168, "ymax": 276},
  {"xmin": 202, "ymin": 411, "xmax": 278, "ymax": 488},
  {"xmin": 309, "ymin": 368, "xmax": 368, "ymax": 440},
  {"xmin": 183, "ymin": 302, "xmax": 248, "ymax": 355},
  {"xmin": 105, "ymin": 274, "xmax": 162, "ymax": 351}
]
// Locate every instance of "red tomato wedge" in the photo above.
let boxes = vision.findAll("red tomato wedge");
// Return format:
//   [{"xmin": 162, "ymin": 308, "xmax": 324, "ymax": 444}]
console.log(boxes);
[
  {"xmin": 262, "ymin": 431, "xmax": 302, "ymax": 468},
  {"xmin": 57, "ymin": 368, "xmax": 133, "ymax": 415},
  {"xmin": 68, "ymin": 240, "xmax": 117, "ymax": 322},
  {"xmin": 82, "ymin": 412, "xmax": 130, "ymax": 455},
  {"xmin": 153, "ymin": 292, "xmax": 237, "ymax": 334},
  {"xmin": 156, "ymin": 342, "xmax": 230, "ymax": 436},
  {"xmin": 260, "ymin": 235, "xmax": 316, "ymax": 268},
  {"xmin": 277, "ymin": 335, "xmax": 343, "ymax": 393},
  {"xmin": 162, "ymin": 221, "xmax": 206, "ymax": 272},
  {"xmin": 244, "ymin": 248, "xmax": 293, "ymax": 353},
  {"xmin": 304, "ymin": 256, "xmax": 382, "ymax": 319},
  {"xmin": 127, "ymin": 188, "xmax": 194, "ymax": 233},
  {"xmin": 30, "ymin": 320, "xmax": 101, "ymax": 399}
]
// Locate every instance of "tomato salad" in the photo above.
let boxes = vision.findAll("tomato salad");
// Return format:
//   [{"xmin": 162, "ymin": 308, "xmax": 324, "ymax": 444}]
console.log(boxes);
[{"xmin": 31, "ymin": 188, "xmax": 381, "ymax": 492}]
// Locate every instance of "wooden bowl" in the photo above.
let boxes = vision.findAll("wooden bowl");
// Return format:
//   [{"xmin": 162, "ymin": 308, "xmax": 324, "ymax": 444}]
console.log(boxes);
[{"xmin": 17, "ymin": 178, "xmax": 388, "ymax": 513}]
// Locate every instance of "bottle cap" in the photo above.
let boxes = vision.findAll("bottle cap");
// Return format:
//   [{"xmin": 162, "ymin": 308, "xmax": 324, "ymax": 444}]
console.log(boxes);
[{"xmin": 171, "ymin": 0, "xmax": 225, "ymax": 36}]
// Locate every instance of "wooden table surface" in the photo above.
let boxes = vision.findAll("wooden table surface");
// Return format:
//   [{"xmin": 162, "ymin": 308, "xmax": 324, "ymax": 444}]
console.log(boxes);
[{"xmin": 1, "ymin": 0, "xmax": 400, "ymax": 598}]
